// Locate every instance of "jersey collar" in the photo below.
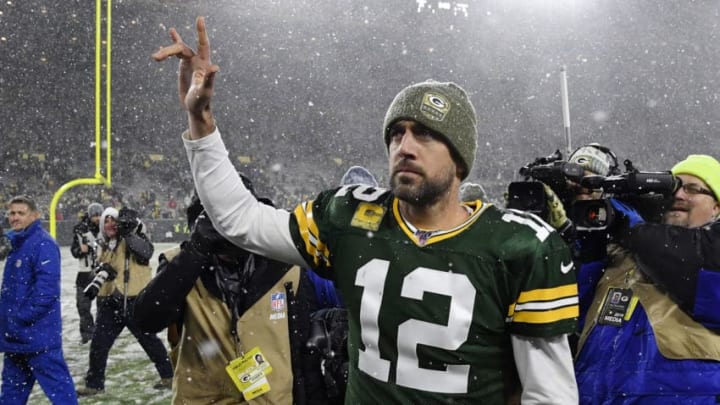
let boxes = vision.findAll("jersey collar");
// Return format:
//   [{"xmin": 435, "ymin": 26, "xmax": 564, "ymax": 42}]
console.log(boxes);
[{"xmin": 392, "ymin": 198, "xmax": 490, "ymax": 247}]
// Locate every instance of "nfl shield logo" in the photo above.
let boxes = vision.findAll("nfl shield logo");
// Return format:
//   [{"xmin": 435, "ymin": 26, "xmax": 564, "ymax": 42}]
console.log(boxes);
[{"xmin": 271, "ymin": 292, "xmax": 286, "ymax": 311}]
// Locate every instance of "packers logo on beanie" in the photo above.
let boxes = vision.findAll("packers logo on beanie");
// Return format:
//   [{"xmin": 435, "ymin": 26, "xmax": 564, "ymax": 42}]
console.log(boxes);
[
  {"xmin": 568, "ymin": 144, "xmax": 615, "ymax": 176},
  {"xmin": 383, "ymin": 80, "xmax": 478, "ymax": 179},
  {"xmin": 672, "ymin": 154, "xmax": 720, "ymax": 201}
]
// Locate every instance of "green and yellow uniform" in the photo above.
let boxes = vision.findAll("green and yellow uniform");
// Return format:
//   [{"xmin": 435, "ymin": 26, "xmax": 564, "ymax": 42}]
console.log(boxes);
[{"xmin": 289, "ymin": 185, "xmax": 578, "ymax": 403}]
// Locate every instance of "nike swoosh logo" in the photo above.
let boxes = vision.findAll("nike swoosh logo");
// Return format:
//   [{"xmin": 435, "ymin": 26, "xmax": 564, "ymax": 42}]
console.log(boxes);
[
  {"xmin": 560, "ymin": 261, "xmax": 574, "ymax": 274},
  {"xmin": 41, "ymin": 260, "xmax": 51, "ymax": 265}
]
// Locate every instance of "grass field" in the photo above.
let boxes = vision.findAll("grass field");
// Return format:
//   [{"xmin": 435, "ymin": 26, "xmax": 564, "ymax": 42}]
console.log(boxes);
[{"xmin": 2, "ymin": 243, "xmax": 178, "ymax": 404}]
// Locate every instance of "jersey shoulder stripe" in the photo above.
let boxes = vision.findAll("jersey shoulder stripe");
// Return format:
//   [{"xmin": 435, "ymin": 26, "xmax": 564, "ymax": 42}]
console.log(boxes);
[
  {"xmin": 293, "ymin": 200, "xmax": 330, "ymax": 268},
  {"xmin": 290, "ymin": 185, "xmax": 392, "ymax": 271}
]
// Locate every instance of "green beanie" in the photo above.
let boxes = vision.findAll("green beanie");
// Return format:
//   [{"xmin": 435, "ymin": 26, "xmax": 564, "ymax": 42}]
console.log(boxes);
[
  {"xmin": 383, "ymin": 80, "xmax": 478, "ymax": 179},
  {"xmin": 672, "ymin": 154, "xmax": 720, "ymax": 201}
]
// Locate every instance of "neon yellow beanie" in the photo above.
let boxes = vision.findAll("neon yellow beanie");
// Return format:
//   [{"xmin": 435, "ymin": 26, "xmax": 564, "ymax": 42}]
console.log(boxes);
[{"xmin": 671, "ymin": 154, "xmax": 720, "ymax": 201}]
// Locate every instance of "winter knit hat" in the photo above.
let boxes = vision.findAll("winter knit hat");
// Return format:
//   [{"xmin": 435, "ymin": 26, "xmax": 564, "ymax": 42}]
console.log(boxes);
[
  {"xmin": 340, "ymin": 166, "xmax": 378, "ymax": 187},
  {"xmin": 568, "ymin": 144, "xmax": 615, "ymax": 176},
  {"xmin": 672, "ymin": 154, "xmax": 720, "ymax": 201},
  {"xmin": 87, "ymin": 202, "xmax": 104, "ymax": 217},
  {"xmin": 383, "ymin": 80, "xmax": 478, "ymax": 179}
]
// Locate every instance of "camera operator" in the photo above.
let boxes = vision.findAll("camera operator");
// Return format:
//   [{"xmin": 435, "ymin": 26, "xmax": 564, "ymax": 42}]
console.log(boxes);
[
  {"xmin": 76, "ymin": 207, "xmax": 173, "ymax": 397},
  {"xmin": 69, "ymin": 202, "xmax": 103, "ymax": 344},
  {"xmin": 574, "ymin": 154, "xmax": 720, "ymax": 403},
  {"xmin": 563, "ymin": 145, "xmax": 621, "ymax": 332},
  {"xmin": 509, "ymin": 144, "xmax": 618, "ymax": 336},
  {"xmin": 134, "ymin": 178, "xmax": 334, "ymax": 404}
]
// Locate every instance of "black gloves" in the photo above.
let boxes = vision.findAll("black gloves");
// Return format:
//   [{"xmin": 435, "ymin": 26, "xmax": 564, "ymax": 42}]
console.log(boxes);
[
  {"xmin": 187, "ymin": 211, "xmax": 236, "ymax": 258},
  {"xmin": 117, "ymin": 207, "xmax": 141, "ymax": 237}
]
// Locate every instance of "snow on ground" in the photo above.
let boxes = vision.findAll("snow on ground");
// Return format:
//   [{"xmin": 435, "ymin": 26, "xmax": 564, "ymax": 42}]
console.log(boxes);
[{"xmin": 1, "ymin": 243, "xmax": 177, "ymax": 404}]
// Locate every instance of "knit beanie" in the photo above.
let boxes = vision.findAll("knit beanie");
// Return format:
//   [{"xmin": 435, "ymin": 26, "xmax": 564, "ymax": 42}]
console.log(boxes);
[
  {"xmin": 340, "ymin": 166, "xmax": 378, "ymax": 187},
  {"xmin": 568, "ymin": 144, "xmax": 614, "ymax": 176},
  {"xmin": 671, "ymin": 154, "xmax": 720, "ymax": 201},
  {"xmin": 383, "ymin": 80, "xmax": 478, "ymax": 179},
  {"xmin": 87, "ymin": 202, "xmax": 104, "ymax": 217}
]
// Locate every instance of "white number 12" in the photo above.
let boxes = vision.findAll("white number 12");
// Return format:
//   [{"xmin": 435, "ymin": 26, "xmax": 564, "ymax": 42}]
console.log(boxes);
[{"xmin": 355, "ymin": 259, "xmax": 475, "ymax": 394}]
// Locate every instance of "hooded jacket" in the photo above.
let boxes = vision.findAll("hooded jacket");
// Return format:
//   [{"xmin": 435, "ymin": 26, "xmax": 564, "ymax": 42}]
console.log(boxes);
[
  {"xmin": 96, "ymin": 207, "xmax": 154, "ymax": 298},
  {"xmin": 0, "ymin": 220, "xmax": 64, "ymax": 353}
]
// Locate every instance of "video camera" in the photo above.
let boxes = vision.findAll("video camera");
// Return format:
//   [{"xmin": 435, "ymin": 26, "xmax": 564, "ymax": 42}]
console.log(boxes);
[
  {"xmin": 571, "ymin": 161, "xmax": 679, "ymax": 231},
  {"xmin": 508, "ymin": 150, "xmax": 680, "ymax": 235},
  {"xmin": 506, "ymin": 150, "xmax": 585, "ymax": 218},
  {"xmin": 83, "ymin": 262, "xmax": 117, "ymax": 300},
  {"xmin": 116, "ymin": 207, "xmax": 144, "ymax": 239}
]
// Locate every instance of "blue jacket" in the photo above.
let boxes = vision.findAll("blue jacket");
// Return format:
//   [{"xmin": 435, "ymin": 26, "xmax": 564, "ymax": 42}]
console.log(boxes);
[
  {"xmin": 576, "ymin": 302, "xmax": 720, "ymax": 404},
  {"xmin": 576, "ymin": 245, "xmax": 720, "ymax": 404},
  {"xmin": 0, "ymin": 220, "xmax": 64, "ymax": 353}
]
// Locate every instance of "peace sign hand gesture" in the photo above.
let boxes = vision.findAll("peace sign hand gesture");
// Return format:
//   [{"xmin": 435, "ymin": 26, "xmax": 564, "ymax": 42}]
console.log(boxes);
[{"xmin": 153, "ymin": 16, "xmax": 219, "ymax": 139}]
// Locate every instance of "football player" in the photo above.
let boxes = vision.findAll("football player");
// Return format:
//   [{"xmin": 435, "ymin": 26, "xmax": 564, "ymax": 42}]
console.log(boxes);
[{"xmin": 154, "ymin": 17, "xmax": 579, "ymax": 404}]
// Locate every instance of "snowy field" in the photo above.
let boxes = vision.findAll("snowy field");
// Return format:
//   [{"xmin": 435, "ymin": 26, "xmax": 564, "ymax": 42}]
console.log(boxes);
[{"xmin": 1, "ymin": 243, "xmax": 178, "ymax": 405}]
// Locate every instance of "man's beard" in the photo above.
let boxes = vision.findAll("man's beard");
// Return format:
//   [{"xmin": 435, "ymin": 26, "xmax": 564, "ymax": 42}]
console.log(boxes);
[
  {"xmin": 391, "ymin": 166, "xmax": 455, "ymax": 207},
  {"xmin": 663, "ymin": 210, "xmax": 688, "ymax": 227}
]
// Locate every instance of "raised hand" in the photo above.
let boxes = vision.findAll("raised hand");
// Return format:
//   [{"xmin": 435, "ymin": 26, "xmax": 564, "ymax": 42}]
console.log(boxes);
[{"xmin": 153, "ymin": 16, "xmax": 219, "ymax": 139}]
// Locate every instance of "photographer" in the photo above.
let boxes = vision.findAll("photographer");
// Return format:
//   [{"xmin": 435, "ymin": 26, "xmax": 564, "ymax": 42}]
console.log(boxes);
[
  {"xmin": 76, "ymin": 207, "xmax": 173, "ymax": 397},
  {"xmin": 574, "ymin": 154, "xmax": 720, "ymax": 403},
  {"xmin": 69, "ymin": 202, "xmax": 103, "ymax": 344},
  {"xmin": 134, "ymin": 179, "xmax": 338, "ymax": 404}
]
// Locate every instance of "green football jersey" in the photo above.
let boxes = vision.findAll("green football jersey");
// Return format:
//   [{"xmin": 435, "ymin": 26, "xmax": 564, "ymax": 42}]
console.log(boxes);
[{"xmin": 290, "ymin": 185, "xmax": 578, "ymax": 403}]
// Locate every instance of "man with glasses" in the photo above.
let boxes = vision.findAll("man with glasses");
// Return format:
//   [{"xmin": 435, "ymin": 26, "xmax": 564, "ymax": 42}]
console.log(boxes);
[
  {"xmin": 574, "ymin": 154, "xmax": 720, "ymax": 403},
  {"xmin": 663, "ymin": 154, "xmax": 719, "ymax": 227}
]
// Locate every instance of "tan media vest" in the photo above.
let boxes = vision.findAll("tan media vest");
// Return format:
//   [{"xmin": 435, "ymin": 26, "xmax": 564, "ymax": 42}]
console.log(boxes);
[{"xmin": 577, "ymin": 244, "xmax": 720, "ymax": 361}]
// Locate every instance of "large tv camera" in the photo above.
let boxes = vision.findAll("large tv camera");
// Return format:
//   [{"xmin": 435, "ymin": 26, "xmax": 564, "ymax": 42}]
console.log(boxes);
[
  {"xmin": 571, "ymin": 162, "xmax": 679, "ymax": 231},
  {"xmin": 506, "ymin": 150, "xmax": 585, "ymax": 218},
  {"xmin": 507, "ymin": 151, "xmax": 680, "ymax": 233}
]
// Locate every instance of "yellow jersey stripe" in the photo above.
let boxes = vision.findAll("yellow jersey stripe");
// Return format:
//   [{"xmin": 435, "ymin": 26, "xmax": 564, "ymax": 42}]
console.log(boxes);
[
  {"xmin": 511, "ymin": 305, "xmax": 579, "ymax": 324},
  {"xmin": 293, "ymin": 201, "xmax": 331, "ymax": 267},
  {"xmin": 293, "ymin": 202, "xmax": 317, "ymax": 257},
  {"xmin": 517, "ymin": 284, "xmax": 578, "ymax": 304}
]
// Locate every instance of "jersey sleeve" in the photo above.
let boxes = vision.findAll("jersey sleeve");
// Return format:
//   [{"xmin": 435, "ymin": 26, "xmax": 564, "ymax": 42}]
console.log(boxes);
[
  {"xmin": 288, "ymin": 188, "xmax": 339, "ymax": 279},
  {"xmin": 507, "ymin": 222, "xmax": 579, "ymax": 338},
  {"xmin": 184, "ymin": 128, "xmax": 307, "ymax": 267},
  {"xmin": 287, "ymin": 184, "xmax": 388, "ymax": 280}
]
